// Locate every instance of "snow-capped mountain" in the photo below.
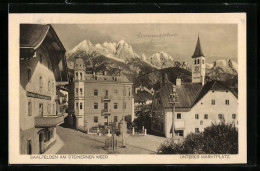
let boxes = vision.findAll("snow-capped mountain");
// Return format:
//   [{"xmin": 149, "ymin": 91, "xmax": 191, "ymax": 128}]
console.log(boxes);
[
  {"xmin": 66, "ymin": 39, "xmax": 140, "ymax": 68},
  {"xmin": 143, "ymin": 52, "xmax": 177, "ymax": 69},
  {"xmin": 206, "ymin": 59, "xmax": 237, "ymax": 75}
]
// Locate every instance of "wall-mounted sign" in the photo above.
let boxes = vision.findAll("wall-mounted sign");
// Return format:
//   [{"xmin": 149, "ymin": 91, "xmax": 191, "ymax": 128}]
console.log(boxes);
[{"xmin": 27, "ymin": 91, "xmax": 51, "ymax": 100}]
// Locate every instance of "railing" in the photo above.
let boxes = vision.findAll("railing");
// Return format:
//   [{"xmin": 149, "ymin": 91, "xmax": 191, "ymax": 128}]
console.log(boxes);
[
  {"xmin": 35, "ymin": 115, "xmax": 64, "ymax": 128},
  {"xmin": 101, "ymin": 95, "xmax": 111, "ymax": 102},
  {"xmin": 101, "ymin": 109, "xmax": 112, "ymax": 115}
]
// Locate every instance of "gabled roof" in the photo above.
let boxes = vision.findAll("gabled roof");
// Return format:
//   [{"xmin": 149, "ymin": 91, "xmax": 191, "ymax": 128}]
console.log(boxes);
[
  {"xmin": 192, "ymin": 80, "xmax": 238, "ymax": 106},
  {"xmin": 192, "ymin": 36, "xmax": 204, "ymax": 58},
  {"xmin": 20, "ymin": 24, "xmax": 66, "ymax": 51},
  {"xmin": 158, "ymin": 83, "xmax": 202, "ymax": 109},
  {"xmin": 155, "ymin": 80, "xmax": 237, "ymax": 111}
]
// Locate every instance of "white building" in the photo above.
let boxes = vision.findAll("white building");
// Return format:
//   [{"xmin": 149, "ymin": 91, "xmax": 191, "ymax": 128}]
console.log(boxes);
[{"xmin": 151, "ymin": 36, "xmax": 238, "ymax": 138}]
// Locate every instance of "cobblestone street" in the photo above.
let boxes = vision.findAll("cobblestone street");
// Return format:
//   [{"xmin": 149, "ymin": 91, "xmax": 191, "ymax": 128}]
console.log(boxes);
[{"xmin": 56, "ymin": 126, "xmax": 166, "ymax": 154}]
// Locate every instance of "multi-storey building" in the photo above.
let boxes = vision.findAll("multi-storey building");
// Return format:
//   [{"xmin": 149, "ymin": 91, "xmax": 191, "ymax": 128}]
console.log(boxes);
[
  {"xmin": 20, "ymin": 24, "xmax": 69, "ymax": 154},
  {"xmin": 68, "ymin": 57, "xmax": 134, "ymax": 131},
  {"xmin": 151, "ymin": 36, "xmax": 238, "ymax": 138}
]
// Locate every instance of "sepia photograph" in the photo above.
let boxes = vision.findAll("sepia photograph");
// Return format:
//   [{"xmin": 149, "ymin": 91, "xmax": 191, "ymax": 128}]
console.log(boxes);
[{"xmin": 9, "ymin": 13, "xmax": 247, "ymax": 164}]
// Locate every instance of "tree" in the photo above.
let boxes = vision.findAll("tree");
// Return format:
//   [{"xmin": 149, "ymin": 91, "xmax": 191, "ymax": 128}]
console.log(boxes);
[
  {"xmin": 158, "ymin": 122, "xmax": 238, "ymax": 154},
  {"xmin": 133, "ymin": 104, "xmax": 152, "ymax": 132}
]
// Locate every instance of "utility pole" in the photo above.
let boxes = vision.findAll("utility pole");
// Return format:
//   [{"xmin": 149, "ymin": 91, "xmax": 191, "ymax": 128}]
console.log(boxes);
[{"xmin": 169, "ymin": 85, "xmax": 177, "ymax": 139}]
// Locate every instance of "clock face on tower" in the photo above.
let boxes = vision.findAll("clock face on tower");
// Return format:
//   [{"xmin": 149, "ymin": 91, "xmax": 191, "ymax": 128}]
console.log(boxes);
[{"xmin": 194, "ymin": 66, "xmax": 200, "ymax": 72}]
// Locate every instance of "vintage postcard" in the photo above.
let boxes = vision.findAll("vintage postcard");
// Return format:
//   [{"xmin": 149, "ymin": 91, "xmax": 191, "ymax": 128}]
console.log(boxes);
[{"xmin": 9, "ymin": 13, "xmax": 246, "ymax": 164}]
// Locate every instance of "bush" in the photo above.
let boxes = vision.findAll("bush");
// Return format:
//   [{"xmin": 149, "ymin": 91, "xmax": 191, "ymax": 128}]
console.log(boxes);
[{"xmin": 157, "ymin": 122, "xmax": 238, "ymax": 154}]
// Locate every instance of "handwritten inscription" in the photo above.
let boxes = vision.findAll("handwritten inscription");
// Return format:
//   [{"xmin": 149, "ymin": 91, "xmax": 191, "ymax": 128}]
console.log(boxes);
[{"xmin": 137, "ymin": 32, "xmax": 177, "ymax": 38}]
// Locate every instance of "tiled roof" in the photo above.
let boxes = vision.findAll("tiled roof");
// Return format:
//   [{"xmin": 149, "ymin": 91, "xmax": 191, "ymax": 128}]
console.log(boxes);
[
  {"xmin": 159, "ymin": 83, "xmax": 202, "ymax": 109},
  {"xmin": 20, "ymin": 24, "xmax": 66, "ymax": 51},
  {"xmin": 192, "ymin": 36, "xmax": 204, "ymax": 58},
  {"xmin": 193, "ymin": 80, "xmax": 238, "ymax": 106},
  {"xmin": 156, "ymin": 80, "xmax": 237, "ymax": 111},
  {"xmin": 20, "ymin": 24, "xmax": 50, "ymax": 48}
]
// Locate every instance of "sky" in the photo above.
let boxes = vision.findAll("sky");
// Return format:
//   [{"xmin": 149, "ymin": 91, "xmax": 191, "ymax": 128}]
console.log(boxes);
[{"xmin": 52, "ymin": 24, "xmax": 237, "ymax": 63}]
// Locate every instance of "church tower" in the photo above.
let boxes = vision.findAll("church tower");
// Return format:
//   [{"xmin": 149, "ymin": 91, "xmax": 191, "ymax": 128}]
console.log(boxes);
[
  {"xmin": 192, "ymin": 35, "xmax": 205, "ymax": 85},
  {"xmin": 73, "ymin": 56, "xmax": 85, "ymax": 129}
]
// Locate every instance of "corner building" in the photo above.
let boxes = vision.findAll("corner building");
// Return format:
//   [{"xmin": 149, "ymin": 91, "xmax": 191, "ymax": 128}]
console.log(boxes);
[
  {"xmin": 68, "ymin": 57, "xmax": 134, "ymax": 131},
  {"xmin": 20, "ymin": 24, "xmax": 69, "ymax": 154}
]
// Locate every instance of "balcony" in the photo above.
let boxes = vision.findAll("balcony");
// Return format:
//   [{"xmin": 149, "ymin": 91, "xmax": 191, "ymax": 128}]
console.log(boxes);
[
  {"xmin": 101, "ymin": 95, "xmax": 111, "ymax": 102},
  {"xmin": 174, "ymin": 120, "xmax": 185, "ymax": 130},
  {"xmin": 35, "ymin": 115, "xmax": 64, "ymax": 128},
  {"xmin": 101, "ymin": 109, "xmax": 112, "ymax": 116}
]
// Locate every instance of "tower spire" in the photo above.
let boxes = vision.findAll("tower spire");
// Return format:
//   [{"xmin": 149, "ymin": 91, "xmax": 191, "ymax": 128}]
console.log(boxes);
[{"xmin": 192, "ymin": 34, "xmax": 204, "ymax": 58}]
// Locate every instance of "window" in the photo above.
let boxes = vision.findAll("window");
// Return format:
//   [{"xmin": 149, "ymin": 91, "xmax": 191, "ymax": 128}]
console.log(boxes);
[
  {"xmin": 195, "ymin": 128, "xmax": 200, "ymax": 134},
  {"xmin": 114, "ymin": 89, "xmax": 118, "ymax": 96},
  {"xmin": 80, "ymin": 72, "xmax": 82, "ymax": 80},
  {"xmin": 225, "ymin": 99, "xmax": 229, "ymax": 105},
  {"xmin": 94, "ymin": 90, "xmax": 98, "ymax": 96},
  {"xmin": 52, "ymin": 82, "xmax": 54, "ymax": 92},
  {"xmin": 94, "ymin": 116, "xmax": 98, "ymax": 123},
  {"xmin": 200, "ymin": 120, "xmax": 203, "ymax": 125},
  {"xmin": 76, "ymin": 88, "xmax": 78, "ymax": 95},
  {"xmin": 80, "ymin": 102, "xmax": 83, "ymax": 110},
  {"xmin": 123, "ymin": 89, "xmax": 126, "ymax": 96},
  {"xmin": 114, "ymin": 103, "xmax": 118, "ymax": 109},
  {"xmin": 48, "ymin": 80, "xmax": 51, "ymax": 91},
  {"xmin": 158, "ymin": 98, "xmax": 161, "ymax": 105},
  {"xmin": 105, "ymin": 90, "xmax": 108, "ymax": 96},
  {"xmin": 80, "ymin": 88, "xmax": 83, "ymax": 95},
  {"xmin": 202, "ymin": 59, "xmax": 204, "ymax": 64},
  {"xmin": 218, "ymin": 114, "xmax": 224, "ymax": 120},
  {"xmin": 194, "ymin": 59, "xmax": 196, "ymax": 64},
  {"xmin": 39, "ymin": 53, "xmax": 42, "ymax": 63},
  {"xmin": 76, "ymin": 72, "xmax": 78, "ymax": 80},
  {"xmin": 195, "ymin": 114, "xmax": 199, "ymax": 119},
  {"xmin": 232, "ymin": 114, "xmax": 236, "ymax": 119},
  {"xmin": 204, "ymin": 114, "xmax": 208, "ymax": 119},
  {"xmin": 128, "ymin": 88, "xmax": 131, "ymax": 96},
  {"xmin": 39, "ymin": 103, "xmax": 43, "ymax": 116},
  {"xmin": 28, "ymin": 101, "xmax": 32, "ymax": 116},
  {"xmin": 211, "ymin": 99, "xmax": 215, "ymax": 105},
  {"xmin": 94, "ymin": 76, "xmax": 98, "ymax": 80},
  {"xmin": 76, "ymin": 102, "xmax": 78, "ymax": 110},
  {"xmin": 94, "ymin": 103, "xmax": 98, "ymax": 109},
  {"xmin": 104, "ymin": 103, "xmax": 108, "ymax": 110},
  {"xmin": 197, "ymin": 59, "xmax": 200, "ymax": 64},
  {"xmin": 39, "ymin": 76, "xmax": 43, "ymax": 89},
  {"xmin": 114, "ymin": 116, "xmax": 118, "ymax": 122},
  {"xmin": 47, "ymin": 104, "xmax": 51, "ymax": 114},
  {"xmin": 177, "ymin": 113, "xmax": 181, "ymax": 119},
  {"xmin": 27, "ymin": 69, "xmax": 31, "ymax": 82},
  {"xmin": 123, "ymin": 102, "xmax": 126, "ymax": 109}
]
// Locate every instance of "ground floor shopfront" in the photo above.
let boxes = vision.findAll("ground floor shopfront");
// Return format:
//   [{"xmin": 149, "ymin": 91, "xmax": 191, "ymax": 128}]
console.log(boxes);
[{"xmin": 20, "ymin": 127, "xmax": 57, "ymax": 154}]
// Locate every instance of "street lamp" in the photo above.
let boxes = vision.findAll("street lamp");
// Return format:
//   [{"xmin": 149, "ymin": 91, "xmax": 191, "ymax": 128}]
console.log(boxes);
[{"xmin": 169, "ymin": 85, "xmax": 178, "ymax": 139}]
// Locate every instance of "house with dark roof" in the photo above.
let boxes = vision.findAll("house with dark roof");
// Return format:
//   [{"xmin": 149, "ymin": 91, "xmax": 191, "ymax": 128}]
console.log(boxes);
[
  {"xmin": 151, "ymin": 36, "xmax": 238, "ymax": 138},
  {"xmin": 67, "ymin": 56, "xmax": 134, "ymax": 133},
  {"xmin": 20, "ymin": 24, "xmax": 69, "ymax": 154}
]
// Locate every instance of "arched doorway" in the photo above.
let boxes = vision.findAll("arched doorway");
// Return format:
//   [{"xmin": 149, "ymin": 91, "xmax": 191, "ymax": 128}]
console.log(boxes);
[{"xmin": 38, "ymin": 130, "xmax": 44, "ymax": 154}]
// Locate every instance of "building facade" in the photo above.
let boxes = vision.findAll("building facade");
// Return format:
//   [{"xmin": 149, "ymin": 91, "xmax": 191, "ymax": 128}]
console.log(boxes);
[
  {"xmin": 20, "ymin": 24, "xmax": 69, "ymax": 154},
  {"xmin": 68, "ymin": 57, "xmax": 134, "ymax": 131},
  {"xmin": 151, "ymin": 36, "xmax": 238, "ymax": 138}
]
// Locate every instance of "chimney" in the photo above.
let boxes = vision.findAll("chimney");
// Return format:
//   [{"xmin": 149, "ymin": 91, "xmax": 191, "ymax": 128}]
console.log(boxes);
[
  {"xmin": 103, "ymin": 70, "xmax": 107, "ymax": 75},
  {"xmin": 176, "ymin": 76, "xmax": 182, "ymax": 86},
  {"xmin": 201, "ymin": 76, "xmax": 205, "ymax": 86}
]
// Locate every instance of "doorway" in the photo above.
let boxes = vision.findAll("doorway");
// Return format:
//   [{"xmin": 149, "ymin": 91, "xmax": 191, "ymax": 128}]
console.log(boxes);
[
  {"xmin": 27, "ymin": 139, "xmax": 32, "ymax": 155},
  {"xmin": 39, "ymin": 132, "xmax": 44, "ymax": 154}
]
